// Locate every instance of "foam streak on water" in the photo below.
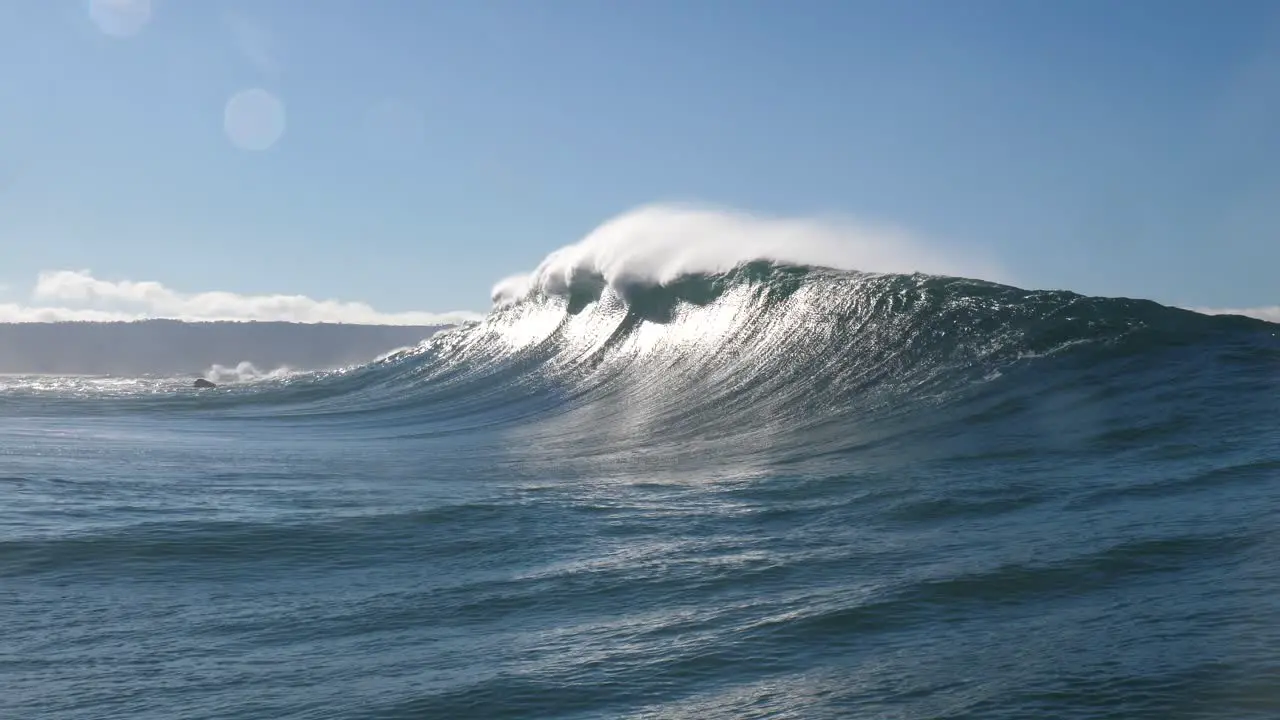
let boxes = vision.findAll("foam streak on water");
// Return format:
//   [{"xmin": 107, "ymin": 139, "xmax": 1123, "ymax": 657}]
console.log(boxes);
[{"xmin": 3, "ymin": 252, "xmax": 1280, "ymax": 718}]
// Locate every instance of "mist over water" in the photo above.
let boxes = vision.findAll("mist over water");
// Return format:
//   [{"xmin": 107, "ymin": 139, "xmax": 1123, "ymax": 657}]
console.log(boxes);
[
  {"xmin": 4, "ymin": 208, "xmax": 1279, "ymax": 719},
  {"xmin": 490, "ymin": 203, "xmax": 1008, "ymax": 306}
]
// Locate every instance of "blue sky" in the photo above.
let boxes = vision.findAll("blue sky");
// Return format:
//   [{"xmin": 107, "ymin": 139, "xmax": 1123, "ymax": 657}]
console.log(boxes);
[{"xmin": 1, "ymin": 0, "xmax": 1278, "ymax": 321}]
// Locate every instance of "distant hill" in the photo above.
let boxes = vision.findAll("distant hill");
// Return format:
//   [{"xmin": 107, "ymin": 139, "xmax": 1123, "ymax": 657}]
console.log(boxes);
[{"xmin": 0, "ymin": 320, "xmax": 451, "ymax": 376}]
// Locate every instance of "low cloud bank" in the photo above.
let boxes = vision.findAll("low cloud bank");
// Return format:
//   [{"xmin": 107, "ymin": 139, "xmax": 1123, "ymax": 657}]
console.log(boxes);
[
  {"xmin": 0, "ymin": 270, "xmax": 482, "ymax": 325},
  {"xmin": 1191, "ymin": 305, "xmax": 1280, "ymax": 323}
]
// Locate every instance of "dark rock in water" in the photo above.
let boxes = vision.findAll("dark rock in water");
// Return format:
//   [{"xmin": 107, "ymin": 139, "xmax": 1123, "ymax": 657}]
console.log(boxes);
[{"xmin": 193, "ymin": 378, "xmax": 217, "ymax": 388}]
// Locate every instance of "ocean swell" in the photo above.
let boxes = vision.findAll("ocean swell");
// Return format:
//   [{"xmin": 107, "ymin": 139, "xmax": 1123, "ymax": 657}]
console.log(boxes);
[
  {"xmin": 2, "ymin": 202, "xmax": 1276, "ymax": 475},
  {"xmin": 3, "ymin": 259, "xmax": 1275, "ymax": 445},
  {"xmin": 451, "ymin": 263, "xmax": 1277, "ymax": 463},
  {"xmin": 65, "ymin": 256, "xmax": 1249, "ymax": 489}
]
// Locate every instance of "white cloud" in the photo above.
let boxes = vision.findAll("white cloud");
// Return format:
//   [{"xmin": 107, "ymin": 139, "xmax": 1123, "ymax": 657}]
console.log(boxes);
[
  {"xmin": 0, "ymin": 270, "xmax": 483, "ymax": 325},
  {"xmin": 1191, "ymin": 305, "xmax": 1280, "ymax": 323}
]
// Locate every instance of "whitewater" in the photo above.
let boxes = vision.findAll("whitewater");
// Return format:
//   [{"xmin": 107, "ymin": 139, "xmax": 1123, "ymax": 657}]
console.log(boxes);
[{"xmin": 4, "ymin": 206, "xmax": 1279, "ymax": 719}]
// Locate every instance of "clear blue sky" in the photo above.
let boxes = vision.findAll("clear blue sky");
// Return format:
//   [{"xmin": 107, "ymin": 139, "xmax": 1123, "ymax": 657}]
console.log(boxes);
[{"xmin": 1, "ymin": 0, "xmax": 1278, "ymax": 316}]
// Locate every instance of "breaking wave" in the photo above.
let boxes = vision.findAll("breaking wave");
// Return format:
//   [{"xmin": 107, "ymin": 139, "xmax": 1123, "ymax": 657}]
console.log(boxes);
[{"xmin": 2, "ymin": 204, "xmax": 1276, "ymax": 473}]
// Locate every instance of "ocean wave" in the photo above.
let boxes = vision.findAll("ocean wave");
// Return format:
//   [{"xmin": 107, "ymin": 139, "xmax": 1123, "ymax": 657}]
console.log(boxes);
[
  {"xmin": 4, "ymin": 255, "xmax": 1274, "ymax": 474},
  {"xmin": 2, "ymin": 197, "xmax": 1276, "ymax": 457}
]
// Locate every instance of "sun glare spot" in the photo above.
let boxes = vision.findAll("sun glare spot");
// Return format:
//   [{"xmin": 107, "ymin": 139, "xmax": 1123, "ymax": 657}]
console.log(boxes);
[
  {"xmin": 89, "ymin": 0, "xmax": 152, "ymax": 37},
  {"xmin": 223, "ymin": 88, "xmax": 287, "ymax": 151}
]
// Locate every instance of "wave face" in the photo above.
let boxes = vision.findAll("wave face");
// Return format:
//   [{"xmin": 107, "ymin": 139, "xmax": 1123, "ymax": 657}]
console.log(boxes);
[{"xmin": 4, "ymin": 257, "xmax": 1280, "ymax": 719}]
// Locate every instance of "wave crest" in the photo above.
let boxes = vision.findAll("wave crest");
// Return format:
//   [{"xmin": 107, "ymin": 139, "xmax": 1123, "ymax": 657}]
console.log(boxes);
[{"xmin": 490, "ymin": 203, "xmax": 1007, "ymax": 307}]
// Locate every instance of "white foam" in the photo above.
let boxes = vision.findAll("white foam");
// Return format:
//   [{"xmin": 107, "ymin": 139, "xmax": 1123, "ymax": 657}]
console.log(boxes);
[
  {"xmin": 202, "ymin": 361, "xmax": 293, "ymax": 384},
  {"xmin": 490, "ymin": 203, "xmax": 1007, "ymax": 307},
  {"xmin": 372, "ymin": 345, "xmax": 421, "ymax": 363}
]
